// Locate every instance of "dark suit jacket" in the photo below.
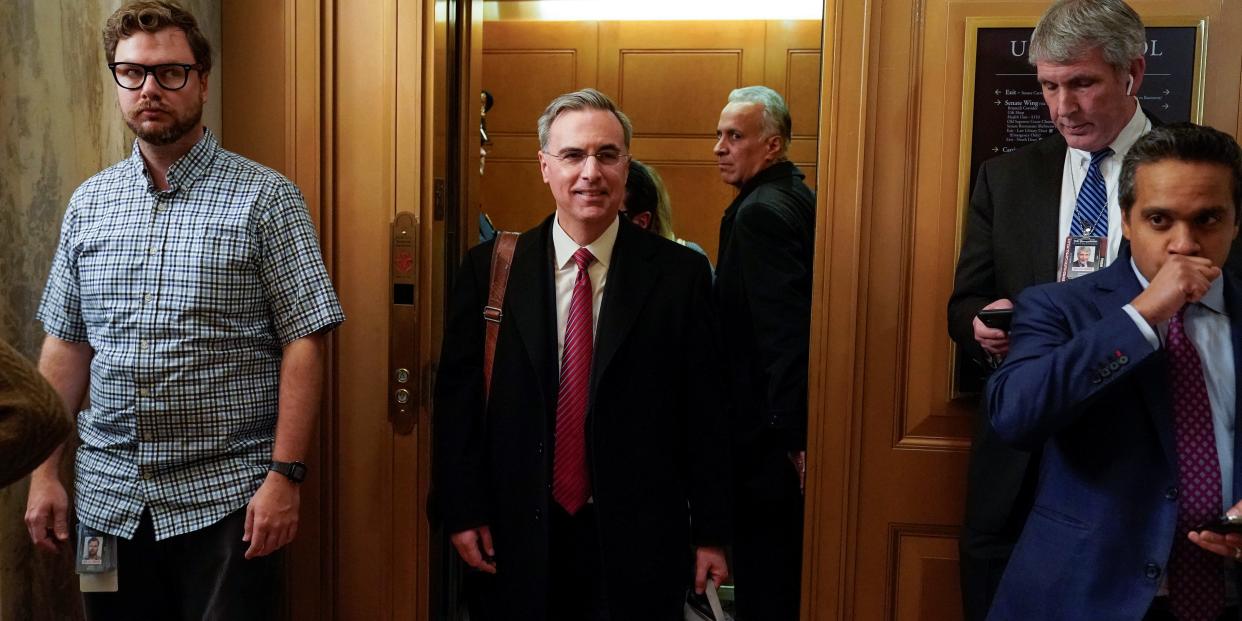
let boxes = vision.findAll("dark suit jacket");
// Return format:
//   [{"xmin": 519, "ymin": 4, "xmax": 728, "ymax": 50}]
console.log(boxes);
[
  {"xmin": 985, "ymin": 252, "xmax": 1242, "ymax": 620},
  {"xmin": 715, "ymin": 161, "xmax": 815, "ymax": 459},
  {"xmin": 948, "ymin": 131, "xmax": 1069, "ymax": 534},
  {"xmin": 432, "ymin": 215, "xmax": 732, "ymax": 620}
]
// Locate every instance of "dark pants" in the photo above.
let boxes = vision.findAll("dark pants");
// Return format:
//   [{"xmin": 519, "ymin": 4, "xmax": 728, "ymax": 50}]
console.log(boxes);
[
  {"xmin": 958, "ymin": 526, "xmax": 1014, "ymax": 621},
  {"xmin": 959, "ymin": 408, "xmax": 1041, "ymax": 621},
  {"xmin": 733, "ymin": 445, "xmax": 804, "ymax": 621},
  {"xmin": 550, "ymin": 503, "xmax": 610, "ymax": 621},
  {"xmin": 83, "ymin": 506, "xmax": 279, "ymax": 621}
]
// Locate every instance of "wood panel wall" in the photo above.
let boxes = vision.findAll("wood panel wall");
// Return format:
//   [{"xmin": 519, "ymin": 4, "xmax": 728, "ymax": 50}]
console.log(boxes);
[{"xmin": 482, "ymin": 19, "xmax": 821, "ymax": 261}]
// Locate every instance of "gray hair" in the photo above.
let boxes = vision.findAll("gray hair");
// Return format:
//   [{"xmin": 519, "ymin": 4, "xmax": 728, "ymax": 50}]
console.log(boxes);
[
  {"xmin": 1029, "ymin": 0, "xmax": 1145, "ymax": 74},
  {"xmin": 727, "ymin": 86, "xmax": 792, "ymax": 152},
  {"xmin": 536, "ymin": 88, "xmax": 632, "ymax": 150}
]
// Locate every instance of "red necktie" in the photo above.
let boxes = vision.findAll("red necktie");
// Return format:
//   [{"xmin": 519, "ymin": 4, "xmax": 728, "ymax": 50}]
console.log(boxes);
[
  {"xmin": 553, "ymin": 247, "xmax": 595, "ymax": 515},
  {"xmin": 1167, "ymin": 307, "xmax": 1225, "ymax": 621}
]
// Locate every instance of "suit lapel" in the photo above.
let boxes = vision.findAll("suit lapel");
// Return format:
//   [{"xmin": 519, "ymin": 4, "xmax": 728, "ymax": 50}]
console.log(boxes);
[
  {"xmin": 590, "ymin": 219, "xmax": 658, "ymax": 401},
  {"xmin": 505, "ymin": 217, "xmax": 558, "ymax": 406},
  {"xmin": 1090, "ymin": 252, "xmax": 1177, "ymax": 467},
  {"xmin": 1030, "ymin": 135, "xmax": 1068, "ymax": 284}
]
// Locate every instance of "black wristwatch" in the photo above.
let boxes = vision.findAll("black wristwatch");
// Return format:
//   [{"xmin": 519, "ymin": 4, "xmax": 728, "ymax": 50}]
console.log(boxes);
[{"xmin": 269, "ymin": 460, "xmax": 307, "ymax": 483}]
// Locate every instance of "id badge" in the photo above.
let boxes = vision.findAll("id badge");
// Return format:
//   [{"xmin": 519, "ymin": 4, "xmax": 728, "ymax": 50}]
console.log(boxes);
[
  {"xmin": 76, "ymin": 524, "xmax": 116, "ymax": 574},
  {"xmin": 1059, "ymin": 235, "xmax": 1107, "ymax": 282},
  {"xmin": 77, "ymin": 524, "xmax": 119, "ymax": 592}
]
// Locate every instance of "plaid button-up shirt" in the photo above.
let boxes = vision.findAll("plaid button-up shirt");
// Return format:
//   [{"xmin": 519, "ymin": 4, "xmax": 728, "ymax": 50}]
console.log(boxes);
[{"xmin": 37, "ymin": 129, "xmax": 345, "ymax": 540}]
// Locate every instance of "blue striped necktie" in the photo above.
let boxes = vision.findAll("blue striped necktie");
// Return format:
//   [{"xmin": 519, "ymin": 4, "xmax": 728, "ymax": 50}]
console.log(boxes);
[{"xmin": 1069, "ymin": 148, "xmax": 1114, "ymax": 237}]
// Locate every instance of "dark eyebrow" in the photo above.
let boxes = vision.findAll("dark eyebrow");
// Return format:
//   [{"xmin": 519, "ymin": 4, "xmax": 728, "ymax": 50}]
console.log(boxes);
[
  {"xmin": 1139, "ymin": 205, "xmax": 1231, "ymax": 218},
  {"xmin": 556, "ymin": 144, "xmax": 623, "ymax": 155},
  {"xmin": 1196, "ymin": 205, "xmax": 1232, "ymax": 218}
]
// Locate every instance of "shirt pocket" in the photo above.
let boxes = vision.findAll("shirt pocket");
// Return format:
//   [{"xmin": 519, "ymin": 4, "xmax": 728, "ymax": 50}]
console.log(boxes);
[{"xmin": 184, "ymin": 232, "xmax": 262, "ymax": 317}]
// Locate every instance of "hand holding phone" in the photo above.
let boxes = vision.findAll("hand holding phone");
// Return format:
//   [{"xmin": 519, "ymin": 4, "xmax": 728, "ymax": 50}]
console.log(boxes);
[
  {"xmin": 1196, "ymin": 514, "xmax": 1242, "ymax": 535},
  {"xmin": 973, "ymin": 299, "xmax": 1013, "ymax": 359},
  {"xmin": 976, "ymin": 308, "xmax": 1013, "ymax": 332},
  {"xmin": 1189, "ymin": 514, "xmax": 1242, "ymax": 560}
]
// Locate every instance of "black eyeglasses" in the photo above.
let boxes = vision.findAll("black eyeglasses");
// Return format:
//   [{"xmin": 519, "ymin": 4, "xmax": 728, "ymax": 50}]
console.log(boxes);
[{"xmin": 108, "ymin": 62, "xmax": 200, "ymax": 91}]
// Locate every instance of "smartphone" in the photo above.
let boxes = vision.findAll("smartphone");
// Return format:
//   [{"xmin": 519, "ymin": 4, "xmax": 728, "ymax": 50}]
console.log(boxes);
[
  {"xmin": 977, "ymin": 308, "xmax": 1013, "ymax": 332},
  {"xmin": 1196, "ymin": 514, "xmax": 1242, "ymax": 535}
]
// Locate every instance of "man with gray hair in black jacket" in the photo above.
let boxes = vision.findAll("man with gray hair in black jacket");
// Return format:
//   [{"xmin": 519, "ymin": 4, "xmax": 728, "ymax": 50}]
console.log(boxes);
[{"xmin": 713, "ymin": 85, "xmax": 816, "ymax": 621}]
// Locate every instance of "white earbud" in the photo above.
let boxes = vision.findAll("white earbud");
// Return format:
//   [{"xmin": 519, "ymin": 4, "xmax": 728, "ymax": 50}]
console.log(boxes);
[{"xmin": 1126, "ymin": 75, "xmax": 1134, "ymax": 96}]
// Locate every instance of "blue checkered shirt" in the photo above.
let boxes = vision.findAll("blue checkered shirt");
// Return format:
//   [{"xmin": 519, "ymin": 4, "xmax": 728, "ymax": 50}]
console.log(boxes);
[{"xmin": 37, "ymin": 128, "xmax": 345, "ymax": 540}]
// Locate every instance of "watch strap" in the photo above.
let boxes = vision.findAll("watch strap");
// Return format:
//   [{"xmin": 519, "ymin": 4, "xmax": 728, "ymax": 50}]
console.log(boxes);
[{"xmin": 269, "ymin": 460, "xmax": 307, "ymax": 483}]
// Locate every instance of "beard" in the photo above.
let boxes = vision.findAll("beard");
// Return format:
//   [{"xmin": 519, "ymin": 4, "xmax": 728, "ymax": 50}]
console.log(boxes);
[{"xmin": 126, "ymin": 102, "xmax": 203, "ymax": 146}]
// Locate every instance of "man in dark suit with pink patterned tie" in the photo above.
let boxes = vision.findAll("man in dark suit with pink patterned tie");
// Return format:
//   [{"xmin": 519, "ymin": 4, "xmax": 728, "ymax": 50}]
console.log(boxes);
[{"xmin": 432, "ymin": 89, "xmax": 731, "ymax": 620}]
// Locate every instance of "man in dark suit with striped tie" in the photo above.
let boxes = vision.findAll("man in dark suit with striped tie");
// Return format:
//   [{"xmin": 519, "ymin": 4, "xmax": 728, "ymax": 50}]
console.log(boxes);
[
  {"xmin": 948, "ymin": 1, "xmax": 1158, "ymax": 617},
  {"xmin": 432, "ymin": 88, "xmax": 732, "ymax": 620}
]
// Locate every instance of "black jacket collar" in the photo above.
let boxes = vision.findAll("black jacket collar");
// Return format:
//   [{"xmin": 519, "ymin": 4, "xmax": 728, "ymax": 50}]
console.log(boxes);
[{"xmin": 725, "ymin": 161, "xmax": 804, "ymax": 216}]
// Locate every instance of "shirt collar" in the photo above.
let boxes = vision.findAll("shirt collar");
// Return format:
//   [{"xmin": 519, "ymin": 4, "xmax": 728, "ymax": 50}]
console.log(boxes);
[
  {"xmin": 1068, "ymin": 101, "xmax": 1148, "ymax": 164},
  {"xmin": 128, "ymin": 127, "xmax": 219, "ymax": 194},
  {"xmin": 1130, "ymin": 257, "xmax": 1227, "ymax": 316},
  {"xmin": 552, "ymin": 214, "xmax": 620, "ymax": 270}
]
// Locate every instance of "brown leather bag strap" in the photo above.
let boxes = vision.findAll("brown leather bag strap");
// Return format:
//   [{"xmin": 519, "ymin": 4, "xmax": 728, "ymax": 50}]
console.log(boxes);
[{"xmin": 483, "ymin": 232, "xmax": 519, "ymax": 404}]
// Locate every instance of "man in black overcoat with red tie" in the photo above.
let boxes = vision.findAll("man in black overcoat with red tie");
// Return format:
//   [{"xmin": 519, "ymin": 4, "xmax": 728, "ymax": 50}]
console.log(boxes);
[{"xmin": 432, "ymin": 88, "xmax": 732, "ymax": 620}]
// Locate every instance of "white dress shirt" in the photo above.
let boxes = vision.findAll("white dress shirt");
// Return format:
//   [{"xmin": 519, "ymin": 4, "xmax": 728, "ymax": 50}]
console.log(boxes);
[
  {"xmin": 1056, "ymin": 102, "xmax": 1152, "ymax": 264},
  {"xmin": 551, "ymin": 214, "xmax": 618, "ymax": 371}
]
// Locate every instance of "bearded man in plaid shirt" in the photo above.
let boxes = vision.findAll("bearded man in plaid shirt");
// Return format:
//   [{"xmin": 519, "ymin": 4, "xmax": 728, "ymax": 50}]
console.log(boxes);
[{"xmin": 22, "ymin": 2, "xmax": 343, "ymax": 619}]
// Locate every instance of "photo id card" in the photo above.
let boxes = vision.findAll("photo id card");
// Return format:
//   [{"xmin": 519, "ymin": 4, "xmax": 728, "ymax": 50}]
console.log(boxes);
[
  {"xmin": 1059, "ymin": 236, "xmax": 1107, "ymax": 282},
  {"xmin": 76, "ymin": 524, "xmax": 116, "ymax": 574}
]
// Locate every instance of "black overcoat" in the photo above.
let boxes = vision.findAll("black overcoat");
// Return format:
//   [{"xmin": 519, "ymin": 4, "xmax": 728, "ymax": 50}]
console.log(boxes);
[
  {"xmin": 714, "ymin": 160, "xmax": 816, "ymax": 458},
  {"xmin": 432, "ymin": 215, "xmax": 732, "ymax": 620}
]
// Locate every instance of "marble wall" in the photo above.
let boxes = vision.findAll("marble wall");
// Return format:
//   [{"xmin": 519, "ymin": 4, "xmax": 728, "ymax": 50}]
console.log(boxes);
[{"xmin": 0, "ymin": 1, "xmax": 220, "ymax": 617}]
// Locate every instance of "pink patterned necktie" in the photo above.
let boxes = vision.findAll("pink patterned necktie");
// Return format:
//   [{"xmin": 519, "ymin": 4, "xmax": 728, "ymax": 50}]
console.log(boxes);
[
  {"xmin": 553, "ymin": 247, "xmax": 595, "ymax": 515},
  {"xmin": 1167, "ymin": 307, "xmax": 1225, "ymax": 621}
]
